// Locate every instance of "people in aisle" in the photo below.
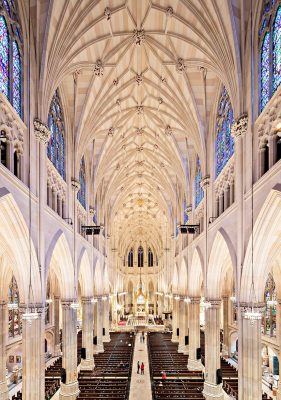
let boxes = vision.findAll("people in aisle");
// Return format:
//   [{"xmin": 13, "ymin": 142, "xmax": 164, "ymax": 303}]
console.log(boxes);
[
  {"xmin": 137, "ymin": 361, "xmax": 140, "ymax": 374},
  {"xmin": 141, "ymin": 362, "xmax": 144, "ymax": 375}
]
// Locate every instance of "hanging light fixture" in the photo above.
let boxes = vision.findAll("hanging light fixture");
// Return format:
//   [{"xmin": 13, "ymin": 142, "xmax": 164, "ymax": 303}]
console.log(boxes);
[{"xmin": 8, "ymin": 302, "xmax": 18, "ymax": 310}]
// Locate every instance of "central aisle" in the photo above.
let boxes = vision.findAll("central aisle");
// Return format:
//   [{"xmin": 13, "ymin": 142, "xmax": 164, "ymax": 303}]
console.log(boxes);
[{"xmin": 129, "ymin": 332, "xmax": 152, "ymax": 400}]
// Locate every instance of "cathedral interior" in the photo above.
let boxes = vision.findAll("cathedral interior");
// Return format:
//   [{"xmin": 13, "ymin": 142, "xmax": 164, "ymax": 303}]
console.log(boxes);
[{"xmin": 0, "ymin": 0, "xmax": 281, "ymax": 399}]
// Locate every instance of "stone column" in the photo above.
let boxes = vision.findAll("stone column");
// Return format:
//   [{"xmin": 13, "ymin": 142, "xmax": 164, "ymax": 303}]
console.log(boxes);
[
  {"xmin": 60, "ymin": 300, "xmax": 79, "ymax": 400},
  {"xmin": 276, "ymin": 300, "xmax": 281, "ymax": 399},
  {"xmin": 238, "ymin": 304, "xmax": 263, "ymax": 400},
  {"xmin": 96, "ymin": 296, "xmax": 104, "ymax": 353},
  {"xmin": 103, "ymin": 296, "xmax": 110, "ymax": 342},
  {"xmin": 6, "ymin": 140, "xmax": 13, "ymax": 173},
  {"xmin": 178, "ymin": 296, "xmax": 186, "ymax": 353},
  {"xmin": 172, "ymin": 297, "xmax": 179, "ymax": 342},
  {"xmin": 259, "ymin": 146, "xmax": 266, "ymax": 178},
  {"xmin": 268, "ymin": 134, "xmax": 277, "ymax": 168},
  {"xmin": 52, "ymin": 189, "xmax": 57, "ymax": 213},
  {"xmin": 21, "ymin": 304, "xmax": 45, "ymax": 400},
  {"xmin": 54, "ymin": 296, "xmax": 61, "ymax": 356},
  {"xmin": 47, "ymin": 183, "xmax": 52, "ymax": 208},
  {"xmin": 187, "ymin": 297, "xmax": 203, "ymax": 371},
  {"xmin": 222, "ymin": 296, "xmax": 230, "ymax": 356},
  {"xmin": 203, "ymin": 299, "xmax": 224, "ymax": 400},
  {"xmin": 218, "ymin": 193, "xmax": 224, "ymax": 216},
  {"xmin": 0, "ymin": 301, "xmax": 8, "ymax": 400},
  {"xmin": 81, "ymin": 297, "xmax": 94, "ymax": 370}
]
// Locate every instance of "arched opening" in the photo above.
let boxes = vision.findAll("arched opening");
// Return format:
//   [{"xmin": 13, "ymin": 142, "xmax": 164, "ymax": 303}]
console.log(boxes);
[{"xmin": 138, "ymin": 246, "xmax": 144, "ymax": 268}]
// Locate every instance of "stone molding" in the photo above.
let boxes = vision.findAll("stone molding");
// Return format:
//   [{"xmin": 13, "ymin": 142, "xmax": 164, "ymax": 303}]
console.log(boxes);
[
  {"xmin": 81, "ymin": 297, "xmax": 93, "ymax": 304},
  {"xmin": 205, "ymin": 298, "xmax": 221, "ymax": 308},
  {"xmin": 47, "ymin": 159, "xmax": 67, "ymax": 199},
  {"xmin": 0, "ymin": 97, "xmax": 24, "ymax": 154},
  {"xmin": 214, "ymin": 157, "xmax": 234, "ymax": 197},
  {"xmin": 34, "ymin": 118, "xmax": 51, "ymax": 145},
  {"xmin": 231, "ymin": 113, "xmax": 248, "ymax": 140},
  {"xmin": 94, "ymin": 59, "xmax": 104, "ymax": 76},
  {"xmin": 189, "ymin": 297, "xmax": 201, "ymax": 304},
  {"xmin": 256, "ymin": 92, "xmax": 281, "ymax": 147},
  {"xmin": 176, "ymin": 58, "xmax": 186, "ymax": 74},
  {"xmin": 133, "ymin": 29, "xmax": 145, "ymax": 46},
  {"xmin": 200, "ymin": 175, "xmax": 210, "ymax": 189}
]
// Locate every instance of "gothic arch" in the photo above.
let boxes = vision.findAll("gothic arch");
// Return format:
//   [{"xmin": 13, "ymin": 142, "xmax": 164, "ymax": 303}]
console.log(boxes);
[
  {"xmin": 207, "ymin": 229, "xmax": 236, "ymax": 299},
  {"xmin": 0, "ymin": 188, "xmax": 41, "ymax": 303},
  {"xmin": 78, "ymin": 249, "xmax": 93, "ymax": 297},
  {"xmin": 241, "ymin": 186, "xmax": 281, "ymax": 302},
  {"xmin": 188, "ymin": 247, "xmax": 204, "ymax": 297},
  {"xmin": 178, "ymin": 258, "xmax": 187, "ymax": 295},
  {"xmin": 45, "ymin": 231, "xmax": 74, "ymax": 299}
]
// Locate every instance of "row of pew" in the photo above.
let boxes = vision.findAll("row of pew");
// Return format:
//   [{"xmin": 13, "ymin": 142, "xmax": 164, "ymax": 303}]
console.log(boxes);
[
  {"xmin": 77, "ymin": 332, "xmax": 135, "ymax": 400},
  {"xmin": 147, "ymin": 332, "xmax": 204, "ymax": 400}
]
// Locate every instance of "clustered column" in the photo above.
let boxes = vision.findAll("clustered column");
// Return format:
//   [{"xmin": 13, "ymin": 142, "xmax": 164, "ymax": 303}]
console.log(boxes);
[
  {"xmin": 60, "ymin": 300, "xmax": 79, "ymax": 400},
  {"xmin": 172, "ymin": 297, "xmax": 179, "ymax": 342},
  {"xmin": 96, "ymin": 296, "xmax": 104, "ymax": 353},
  {"xmin": 239, "ymin": 303, "xmax": 263, "ymax": 400},
  {"xmin": 21, "ymin": 305, "xmax": 45, "ymax": 400},
  {"xmin": 203, "ymin": 299, "xmax": 224, "ymax": 400},
  {"xmin": 178, "ymin": 296, "xmax": 186, "ymax": 353},
  {"xmin": 187, "ymin": 297, "xmax": 202, "ymax": 371},
  {"xmin": 103, "ymin": 296, "xmax": 110, "ymax": 343},
  {"xmin": 222, "ymin": 296, "xmax": 229, "ymax": 356},
  {"xmin": 81, "ymin": 297, "xmax": 94, "ymax": 371},
  {"xmin": 53, "ymin": 296, "xmax": 61, "ymax": 356},
  {"xmin": 0, "ymin": 301, "xmax": 8, "ymax": 400}
]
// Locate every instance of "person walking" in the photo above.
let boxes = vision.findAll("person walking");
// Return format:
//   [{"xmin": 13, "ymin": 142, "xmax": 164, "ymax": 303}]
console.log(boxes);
[
  {"xmin": 142, "ymin": 332, "xmax": 145, "ymax": 343},
  {"xmin": 161, "ymin": 370, "xmax": 167, "ymax": 384},
  {"xmin": 137, "ymin": 361, "xmax": 140, "ymax": 374},
  {"xmin": 141, "ymin": 362, "xmax": 144, "ymax": 375},
  {"xmin": 140, "ymin": 334, "xmax": 142, "ymax": 343}
]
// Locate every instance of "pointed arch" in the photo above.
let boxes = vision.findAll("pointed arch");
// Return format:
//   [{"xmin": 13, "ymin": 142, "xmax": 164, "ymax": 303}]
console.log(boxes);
[
  {"xmin": 0, "ymin": 189, "xmax": 41, "ymax": 303},
  {"xmin": 78, "ymin": 249, "xmax": 93, "ymax": 297},
  {"xmin": 47, "ymin": 89, "xmax": 66, "ymax": 179},
  {"xmin": 188, "ymin": 248, "xmax": 204, "ymax": 297},
  {"xmin": 215, "ymin": 86, "xmax": 234, "ymax": 177},
  {"xmin": 46, "ymin": 231, "xmax": 74, "ymax": 299},
  {"xmin": 241, "ymin": 186, "xmax": 281, "ymax": 302},
  {"xmin": 207, "ymin": 230, "xmax": 235, "ymax": 299}
]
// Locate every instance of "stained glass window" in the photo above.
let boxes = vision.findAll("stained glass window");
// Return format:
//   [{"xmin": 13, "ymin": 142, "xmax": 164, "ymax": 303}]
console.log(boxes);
[
  {"xmin": 215, "ymin": 87, "xmax": 234, "ymax": 177},
  {"xmin": 138, "ymin": 246, "xmax": 144, "ymax": 267},
  {"xmin": 262, "ymin": 273, "xmax": 276, "ymax": 336},
  {"xmin": 183, "ymin": 197, "xmax": 188, "ymax": 224},
  {"xmin": 259, "ymin": 1, "xmax": 281, "ymax": 112},
  {"xmin": 260, "ymin": 33, "xmax": 270, "ymax": 111},
  {"xmin": 47, "ymin": 89, "xmax": 66, "ymax": 179},
  {"xmin": 8, "ymin": 276, "xmax": 22, "ymax": 338},
  {"xmin": 128, "ymin": 248, "xmax": 134, "ymax": 267},
  {"xmin": 273, "ymin": 6, "xmax": 281, "ymax": 92},
  {"xmin": 195, "ymin": 156, "xmax": 204, "ymax": 208},
  {"xmin": 0, "ymin": 2, "xmax": 23, "ymax": 117},
  {"xmin": 148, "ymin": 248, "xmax": 153, "ymax": 267},
  {"xmin": 12, "ymin": 41, "xmax": 21, "ymax": 115},
  {"xmin": 78, "ymin": 156, "xmax": 86, "ymax": 209},
  {"xmin": 0, "ymin": 16, "xmax": 9, "ymax": 97}
]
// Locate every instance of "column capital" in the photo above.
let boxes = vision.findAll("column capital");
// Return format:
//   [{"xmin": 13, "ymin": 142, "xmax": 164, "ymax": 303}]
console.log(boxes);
[
  {"xmin": 189, "ymin": 297, "xmax": 201, "ymax": 304},
  {"xmin": 205, "ymin": 298, "xmax": 221, "ymax": 308},
  {"xmin": 221, "ymin": 295, "xmax": 229, "ymax": 301},
  {"xmin": 81, "ymin": 296, "xmax": 93, "ymax": 304},
  {"xmin": 239, "ymin": 301, "xmax": 265, "ymax": 317},
  {"xmin": 54, "ymin": 295, "xmax": 60, "ymax": 301},
  {"xmin": 34, "ymin": 118, "xmax": 51, "ymax": 145},
  {"xmin": 61, "ymin": 299, "xmax": 76, "ymax": 309},
  {"xmin": 231, "ymin": 113, "xmax": 248, "ymax": 140},
  {"xmin": 19, "ymin": 303, "xmax": 46, "ymax": 314}
]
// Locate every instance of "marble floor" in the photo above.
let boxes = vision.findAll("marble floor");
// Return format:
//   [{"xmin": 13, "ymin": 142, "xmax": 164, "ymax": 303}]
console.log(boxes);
[{"xmin": 129, "ymin": 332, "xmax": 152, "ymax": 400}]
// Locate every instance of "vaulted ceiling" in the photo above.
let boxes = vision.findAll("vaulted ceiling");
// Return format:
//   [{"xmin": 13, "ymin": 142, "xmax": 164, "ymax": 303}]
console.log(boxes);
[{"xmin": 37, "ymin": 0, "xmax": 242, "ymax": 254}]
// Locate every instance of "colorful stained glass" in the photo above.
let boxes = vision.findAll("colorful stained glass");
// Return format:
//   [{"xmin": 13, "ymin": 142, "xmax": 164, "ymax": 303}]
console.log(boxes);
[
  {"xmin": 273, "ymin": 7, "xmax": 281, "ymax": 92},
  {"xmin": 47, "ymin": 89, "xmax": 66, "ymax": 179},
  {"xmin": 138, "ymin": 246, "xmax": 144, "ymax": 267},
  {"xmin": 3, "ymin": 0, "xmax": 11, "ymax": 16},
  {"xmin": 8, "ymin": 276, "xmax": 21, "ymax": 338},
  {"xmin": 260, "ymin": 33, "xmax": 270, "ymax": 111},
  {"xmin": 12, "ymin": 41, "xmax": 21, "ymax": 116},
  {"xmin": 78, "ymin": 156, "xmax": 86, "ymax": 209},
  {"xmin": 262, "ymin": 273, "xmax": 276, "ymax": 337},
  {"xmin": 128, "ymin": 248, "xmax": 134, "ymax": 267},
  {"xmin": 195, "ymin": 156, "xmax": 204, "ymax": 208},
  {"xmin": 0, "ymin": 16, "xmax": 9, "ymax": 97},
  {"xmin": 183, "ymin": 198, "xmax": 188, "ymax": 224},
  {"xmin": 215, "ymin": 87, "xmax": 234, "ymax": 177}
]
